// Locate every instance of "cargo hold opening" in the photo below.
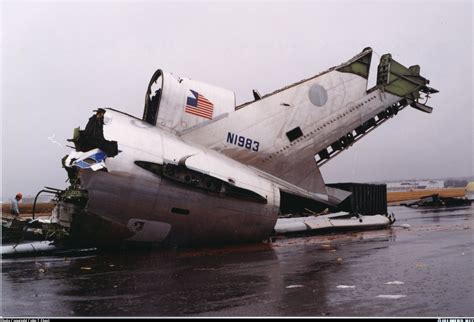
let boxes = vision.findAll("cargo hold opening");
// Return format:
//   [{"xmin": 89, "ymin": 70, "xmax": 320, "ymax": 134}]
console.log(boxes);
[{"xmin": 143, "ymin": 69, "xmax": 163, "ymax": 126}]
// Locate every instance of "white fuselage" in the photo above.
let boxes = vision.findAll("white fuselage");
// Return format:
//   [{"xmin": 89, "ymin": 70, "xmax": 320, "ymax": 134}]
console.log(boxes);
[{"xmin": 75, "ymin": 110, "xmax": 281, "ymax": 245}]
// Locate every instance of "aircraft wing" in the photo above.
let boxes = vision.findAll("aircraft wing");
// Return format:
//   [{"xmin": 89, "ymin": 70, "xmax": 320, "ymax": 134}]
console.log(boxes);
[{"xmin": 250, "ymin": 166, "xmax": 351, "ymax": 207}]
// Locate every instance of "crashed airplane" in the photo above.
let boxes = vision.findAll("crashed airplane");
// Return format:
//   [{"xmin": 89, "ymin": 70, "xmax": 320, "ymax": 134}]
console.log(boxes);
[{"xmin": 48, "ymin": 47, "xmax": 437, "ymax": 247}]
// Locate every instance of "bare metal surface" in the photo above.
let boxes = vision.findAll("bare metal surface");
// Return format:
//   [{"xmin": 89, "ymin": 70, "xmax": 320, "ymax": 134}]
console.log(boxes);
[{"xmin": 80, "ymin": 169, "xmax": 278, "ymax": 246}]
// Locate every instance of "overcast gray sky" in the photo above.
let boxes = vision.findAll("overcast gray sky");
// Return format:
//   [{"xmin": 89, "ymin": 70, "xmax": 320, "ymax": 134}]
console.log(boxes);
[{"xmin": 1, "ymin": 0, "xmax": 473, "ymax": 200}]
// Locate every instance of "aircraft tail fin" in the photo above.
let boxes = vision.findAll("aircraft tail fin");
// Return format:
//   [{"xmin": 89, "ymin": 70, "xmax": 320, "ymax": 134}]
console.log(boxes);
[{"xmin": 180, "ymin": 48, "xmax": 438, "ymax": 197}]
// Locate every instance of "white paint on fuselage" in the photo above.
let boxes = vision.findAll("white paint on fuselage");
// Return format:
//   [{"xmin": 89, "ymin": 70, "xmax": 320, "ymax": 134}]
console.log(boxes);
[
  {"xmin": 102, "ymin": 109, "xmax": 277, "ymax": 201},
  {"xmin": 180, "ymin": 70, "xmax": 400, "ymax": 191}
]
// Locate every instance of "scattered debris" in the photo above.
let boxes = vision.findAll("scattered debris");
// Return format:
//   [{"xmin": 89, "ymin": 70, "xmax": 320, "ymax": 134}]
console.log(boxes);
[
  {"xmin": 376, "ymin": 294, "xmax": 407, "ymax": 299},
  {"xmin": 402, "ymin": 194, "xmax": 471, "ymax": 208},
  {"xmin": 194, "ymin": 267, "xmax": 223, "ymax": 271},
  {"xmin": 286, "ymin": 285, "xmax": 304, "ymax": 289},
  {"xmin": 385, "ymin": 281, "xmax": 404, "ymax": 285},
  {"xmin": 2, "ymin": 216, "xmax": 30, "ymax": 242},
  {"xmin": 336, "ymin": 285, "xmax": 356, "ymax": 289}
]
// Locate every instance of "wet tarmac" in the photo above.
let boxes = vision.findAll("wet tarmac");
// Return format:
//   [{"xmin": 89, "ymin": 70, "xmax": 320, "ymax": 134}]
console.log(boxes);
[{"xmin": 2, "ymin": 205, "xmax": 473, "ymax": 317}]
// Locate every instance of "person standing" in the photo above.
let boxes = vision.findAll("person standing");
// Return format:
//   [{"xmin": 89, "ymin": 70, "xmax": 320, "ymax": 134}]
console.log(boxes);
[
  {"xmin": 81, "ymin": 108, "xmax": 118, "ymax": 157},
  {"xmin": 10, "ymin": 193, "xmax": 22, "ymax": 216},
  {"xmin": 84, "ymin": 108, "xmax": 106, "ymax": 142}
]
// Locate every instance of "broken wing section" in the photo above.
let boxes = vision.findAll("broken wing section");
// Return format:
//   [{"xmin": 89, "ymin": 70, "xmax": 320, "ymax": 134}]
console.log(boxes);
[{"xmin": 250, "ymin": 166, "xmax": 352, "ymax": 207}]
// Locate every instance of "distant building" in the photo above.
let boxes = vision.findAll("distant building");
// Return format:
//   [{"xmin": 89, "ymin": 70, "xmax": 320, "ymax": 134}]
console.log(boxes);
[{"xmin": 386, "ymin": 180, "xmax": 444, "ymax": 192}]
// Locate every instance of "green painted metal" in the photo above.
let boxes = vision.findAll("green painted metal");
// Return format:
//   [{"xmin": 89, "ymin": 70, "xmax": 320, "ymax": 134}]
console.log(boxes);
[
  {"xmin": 337, "ymin": 48, "xmax": 372, "ymax": 79},
  {"xmin": 376, "ymin": 53, "xmax": 436, "ymax": 102}
]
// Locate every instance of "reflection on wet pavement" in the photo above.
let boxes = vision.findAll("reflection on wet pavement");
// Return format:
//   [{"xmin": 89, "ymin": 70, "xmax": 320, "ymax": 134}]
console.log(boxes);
[{"xmin": 2, "ymin": 206, "xmax": 473, "ymax": 317}]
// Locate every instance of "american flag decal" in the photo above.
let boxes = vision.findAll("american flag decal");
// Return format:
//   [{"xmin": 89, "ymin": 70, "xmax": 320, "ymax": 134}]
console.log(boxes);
[{"xmin": 184, "ymin": 90, "xmax": 214, "ymax": 119}]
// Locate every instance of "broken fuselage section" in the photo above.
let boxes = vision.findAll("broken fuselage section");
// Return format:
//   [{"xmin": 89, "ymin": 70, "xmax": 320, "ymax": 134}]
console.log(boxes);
[
  {"xmin": 54, "ymin": 47, "xmax": 437, "ymax": 248},
  {"xmin": 57, "ymin": 112, "xmax": 289, "ymax": 247},
  {"xmin": 58, "ymin": 111, "xmax": 337, "ymax": 247}
]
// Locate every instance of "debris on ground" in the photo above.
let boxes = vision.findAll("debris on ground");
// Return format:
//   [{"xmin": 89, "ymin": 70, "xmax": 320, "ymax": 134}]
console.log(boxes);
[
  {"xmin": 286, "ymin": 285, "xmax": 304, "ymax": 289},
  {"xmin": 336, "ymin": 285, "xmax": 356, "ymax": 289},
  {"xmin": 385, "ymin": 281, "xmax": 404, "ymax": 285},
  {"xmin": 401, "ymin": 194, "xmax": 471, "ymax": 208}
]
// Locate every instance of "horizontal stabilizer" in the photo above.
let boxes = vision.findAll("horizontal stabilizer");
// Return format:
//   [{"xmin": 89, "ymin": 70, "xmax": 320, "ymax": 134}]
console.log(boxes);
[{"xmin": 376, "ymin": 54, "xmax": 438, "ymax": 112}]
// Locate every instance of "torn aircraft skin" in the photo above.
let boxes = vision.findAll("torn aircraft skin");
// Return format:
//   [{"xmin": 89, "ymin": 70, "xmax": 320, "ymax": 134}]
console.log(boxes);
[{"xmin": 54, "ymin": 47, "xmax": 437, "ymax": 248}]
